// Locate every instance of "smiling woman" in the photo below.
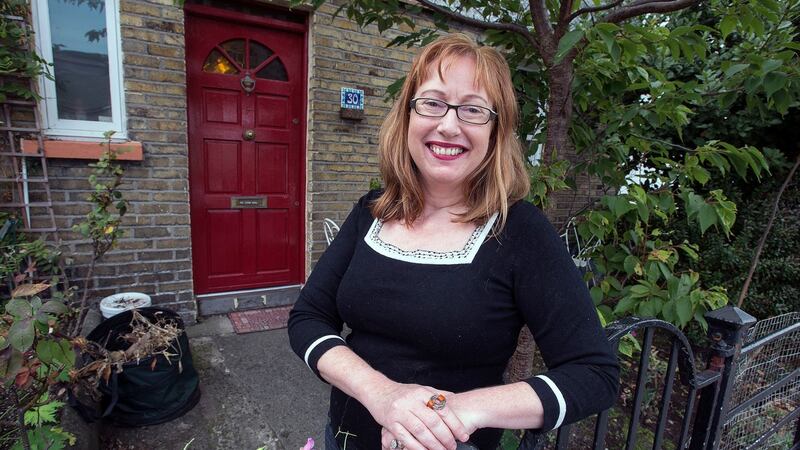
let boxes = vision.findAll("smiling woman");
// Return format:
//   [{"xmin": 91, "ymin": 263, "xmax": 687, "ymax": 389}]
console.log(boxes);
[{"xmin": 288, "ymin": 34, "xmax": 620, "ymax": 450}]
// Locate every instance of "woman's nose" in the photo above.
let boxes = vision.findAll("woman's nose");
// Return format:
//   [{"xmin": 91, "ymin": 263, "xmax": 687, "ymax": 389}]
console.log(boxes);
[{"xmin": 436, "ymin": 108, "xmax": 462, "ymax": 136}]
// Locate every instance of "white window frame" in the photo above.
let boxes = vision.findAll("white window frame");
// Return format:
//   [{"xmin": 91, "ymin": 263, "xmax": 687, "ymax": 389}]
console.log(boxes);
[{"xmin": 32, "ymin": 0, "xmax": 126, "ymax": 139}]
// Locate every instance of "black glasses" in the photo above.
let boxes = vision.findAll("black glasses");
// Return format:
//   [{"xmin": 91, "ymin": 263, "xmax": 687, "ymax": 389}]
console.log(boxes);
[{"xmin": 410, "ymin": 97, "xmax": 497, "ymax": 125}]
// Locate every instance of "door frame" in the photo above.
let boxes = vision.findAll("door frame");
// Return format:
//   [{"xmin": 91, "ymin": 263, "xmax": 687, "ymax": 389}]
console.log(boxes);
[{"xmin": 184, "ymin": 2, "xmax": 309, "ymax": 294}]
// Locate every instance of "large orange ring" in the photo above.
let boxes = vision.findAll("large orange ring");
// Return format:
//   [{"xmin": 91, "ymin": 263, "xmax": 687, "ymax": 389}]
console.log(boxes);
[{"xmin": 426, "ymin": 393, "xmax": 446, "ymax": 410}]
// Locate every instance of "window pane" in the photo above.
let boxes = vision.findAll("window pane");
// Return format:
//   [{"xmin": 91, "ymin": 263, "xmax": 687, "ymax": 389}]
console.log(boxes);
[
  {"xmin": 48, "ymin": 0, "xmax": 112, "ymax": 122},
  {"xmin": 249, "ymin": 41, "xmax": 273, "ymax": 69},
  {"xmin": 256, "ymin": 58, "xmax": 288, "ymax": 81},
  {"xmin": 203, "ymin": 49, "xmax": 239, "ymax": 75},
  {"xmin": 220, "ymin": 39, "xmax": 245, "ymax": 69}
]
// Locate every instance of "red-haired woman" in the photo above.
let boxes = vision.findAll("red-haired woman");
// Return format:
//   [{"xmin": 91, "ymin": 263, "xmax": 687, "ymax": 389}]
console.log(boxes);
[{"xmin": 289, "ymin": 34, "xmax": 619, "ymax": 450}]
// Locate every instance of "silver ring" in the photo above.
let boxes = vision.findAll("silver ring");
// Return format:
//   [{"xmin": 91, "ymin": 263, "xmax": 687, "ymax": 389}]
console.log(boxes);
[{"xmin": 390, "ymin": 438, "xmax": 404, "ymax": 449}]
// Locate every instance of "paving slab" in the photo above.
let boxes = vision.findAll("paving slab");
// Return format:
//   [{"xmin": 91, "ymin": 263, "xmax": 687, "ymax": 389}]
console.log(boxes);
[{"xmin": 100, "ymin": 315, "xmax": 329, "ymax": 450}]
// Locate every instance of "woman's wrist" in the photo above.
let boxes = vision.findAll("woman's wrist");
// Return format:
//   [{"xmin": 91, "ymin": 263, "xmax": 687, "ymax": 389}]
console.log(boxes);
[
  {"xmin": 448, "ymin": 382, "xmax": 544, "ymax": 431},
  {"xmin": 447, "ymin": 391, "xmax": 485, "ymax": 433},
  {"xmin": 353, "ymin": 371, "xmax": 396, "ymax": 411}
]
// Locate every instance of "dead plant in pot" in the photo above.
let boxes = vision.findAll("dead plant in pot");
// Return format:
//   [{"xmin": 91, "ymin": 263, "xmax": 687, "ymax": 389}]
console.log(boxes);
[{"xmin": 69, "ymin": 308, "xmax": 200, "ymax": 427}]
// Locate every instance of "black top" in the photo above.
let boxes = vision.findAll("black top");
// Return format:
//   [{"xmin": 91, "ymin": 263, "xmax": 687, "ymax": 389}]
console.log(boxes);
[{"xmin": 288, "ymin": 191, "xmax": 619, "ymax": 449}]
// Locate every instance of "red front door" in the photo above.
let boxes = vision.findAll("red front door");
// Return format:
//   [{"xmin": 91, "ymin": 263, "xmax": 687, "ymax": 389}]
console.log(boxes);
[{"xmin": 186, "ymin": 7, "xmax": 306, "ymax": 294}]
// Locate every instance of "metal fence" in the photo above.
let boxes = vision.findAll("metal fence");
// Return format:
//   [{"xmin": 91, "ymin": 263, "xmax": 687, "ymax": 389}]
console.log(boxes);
[{"xmin": 517, "ymin": 306, "xmax": 800, "ymax": 450}]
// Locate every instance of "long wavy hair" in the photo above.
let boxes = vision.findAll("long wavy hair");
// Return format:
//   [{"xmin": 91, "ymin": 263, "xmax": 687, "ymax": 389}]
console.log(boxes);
[{"xmin": 370, "ymin": 33, "xmax": 529, "ymax": 231}]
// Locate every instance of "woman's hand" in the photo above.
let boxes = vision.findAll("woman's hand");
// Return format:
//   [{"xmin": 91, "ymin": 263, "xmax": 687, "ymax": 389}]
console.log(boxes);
[{"xmin": 364, "ymin": 382, "xmax": 471, "ymax": 450}]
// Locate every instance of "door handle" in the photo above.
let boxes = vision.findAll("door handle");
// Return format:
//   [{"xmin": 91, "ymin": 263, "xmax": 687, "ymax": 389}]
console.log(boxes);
[{"xmin": 243, "ymin": 129, "xmax": 255, "ymax": 140}]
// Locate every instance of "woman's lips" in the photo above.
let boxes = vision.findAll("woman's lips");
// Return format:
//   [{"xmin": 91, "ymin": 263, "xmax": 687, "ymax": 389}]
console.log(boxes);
[{"xmin": 427, "ymin": 143, "xmax": 467, "ymax": 160}]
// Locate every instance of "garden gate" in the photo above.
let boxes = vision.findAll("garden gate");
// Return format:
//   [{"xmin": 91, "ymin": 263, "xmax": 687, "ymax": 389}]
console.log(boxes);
[{"xmin": 518, "ymin": 305, "xmax": 799, "ymax": 450}]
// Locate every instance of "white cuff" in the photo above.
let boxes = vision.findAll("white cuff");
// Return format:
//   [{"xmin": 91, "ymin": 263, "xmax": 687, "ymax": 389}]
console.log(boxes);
[
  {"xmin": 303, "ymin": 335, "xmax": 345, "ymax": 370},
  {"xmin": 535, "ymin": 375, "xmax": 567, "ymax": 429}
]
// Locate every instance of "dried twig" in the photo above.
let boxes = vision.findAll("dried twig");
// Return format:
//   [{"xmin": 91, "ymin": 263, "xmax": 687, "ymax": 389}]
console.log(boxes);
[
  {"xmin": 73, "ymin": 311, "xmax": 182, "ymax": 393},
  {"xmin": 737, "ymin": 152, "xmax": 800, "ymax": 308}
]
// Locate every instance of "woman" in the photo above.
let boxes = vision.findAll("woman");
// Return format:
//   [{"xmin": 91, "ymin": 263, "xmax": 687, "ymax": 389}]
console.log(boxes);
[{"xmin": 288, "ymin": 34, "xmax": 619, "ymax": 450}]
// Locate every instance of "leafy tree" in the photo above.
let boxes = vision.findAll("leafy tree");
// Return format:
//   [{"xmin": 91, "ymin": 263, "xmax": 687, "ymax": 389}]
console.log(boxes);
[{"xmin": 293, "ymin": 0, "xmax": 799, "ymax": 332}]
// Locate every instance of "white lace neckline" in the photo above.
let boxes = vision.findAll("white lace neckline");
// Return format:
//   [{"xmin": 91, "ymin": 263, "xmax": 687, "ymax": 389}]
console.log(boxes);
[{"xmin": 364, "ymin": 213, "xmax": 498, "ymax": 265}]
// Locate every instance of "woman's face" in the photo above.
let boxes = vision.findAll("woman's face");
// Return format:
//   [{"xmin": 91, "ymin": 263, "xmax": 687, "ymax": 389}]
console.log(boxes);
[{"xmin": 407, "ymin": 55, "xmax": 493, "ymax": 194}]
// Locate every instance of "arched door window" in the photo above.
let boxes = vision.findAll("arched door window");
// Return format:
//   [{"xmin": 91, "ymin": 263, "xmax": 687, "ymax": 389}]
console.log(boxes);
[{"xmin": 202, "ymin": 38, "xmax": 288, "ymax": 81}]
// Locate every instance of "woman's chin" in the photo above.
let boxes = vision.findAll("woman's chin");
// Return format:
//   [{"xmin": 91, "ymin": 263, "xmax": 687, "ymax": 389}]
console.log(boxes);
[{"xmin": 421, "ymin": 173, "xmax": 468, "ymax": 190}]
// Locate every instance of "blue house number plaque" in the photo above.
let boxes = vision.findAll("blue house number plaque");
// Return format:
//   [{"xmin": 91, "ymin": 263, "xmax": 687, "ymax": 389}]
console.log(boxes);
[{"xmin": 340, "ymin": 88, "xmax": 364, "ymax": 110}]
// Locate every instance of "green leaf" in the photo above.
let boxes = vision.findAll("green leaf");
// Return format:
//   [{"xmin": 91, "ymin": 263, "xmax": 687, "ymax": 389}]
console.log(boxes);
[
  {"xmin": 698, "ymin": 204, "xmax": 717, "ymax": 234},
  {"xmin": 677, "ymin": 274, "xmax": 694, "ymax": 299},
  {"xmin": 590, "ymin": 286, "xmax": 604, "ymax": 305},
  {"xmin": 8, "ymin": 318, "xmax": 34, "ymax": 352},
  {"xmin": 623, "ymin": 255, "xmax": 639, "ymax": 275},
  {"xmin": 761, "ymin": 59, "xmax": 782, "ymax": 74},
  {"xmin": 596, "ymin": 26, "xmax": 617, "ymax": 55},
  {"xmin": 607, "ymin": 277, "xmax": 623, "ymax": 291},
  {"xmin": 676, "ymin": 296, "xmax": 693, "ymax": 326},
  {"xmin": 630, "ymin": 284, "xmax": 651, "ymax": 298},
  {"xmin": 39, "ymin": 300, "xmax": 69, "ymax": 315},
  {"xmin": 618, "ymin": 337, "xmax": 634, "ymax": 358},
  {"xmin": 764, "ymin": 71, "xmax": 787, "ymax": 98},
  {"xmin": 5, "ymin": 299, "xmax": 32, "ymax": 319},
  {"xmin": 662, "ymin": 300, "xmax": 677, "ymax": 323},
  {"xmin": 36, "ymin": 340, "xmax": 58, "ymax": 365},
  {"xmin": 646, "ymin": 262, "xmax": 660, "ymax": 283},
  {"xmin": 3, "ymin": 349, "xmax": 23, "ymax": 382},
  {"xmin": 638, "ymin": 300, "xmax": 659, "ymax": 317},
  {"xmin": 715, "ymin": 203, "xmax": 737, "ymax": 235},
  {"xmin": 595, "ymin": 308, "xmax": 607, "ymax": 327},
  {"xmin": 555, "ymin": 29, "xmax": 584, "ymax": 64},
  {"xmin": 724, "ymin": 63, "xmax": 749, "ymax": 78},
  {"xmin": 719, "ymin": 15, "xmax": 737, "ymax": 39},
  {"xmin": 614, "ymin": 296, "xmax": 637, "ymax": 314},
  {"xmin": 690, "ymin": 166, "xmax": 710, "ymax": 185},
  {"xmin": 618, "ymin": 334, "xmax": 641, "ymax": 358},
  {"xmin": 59, "ymin": 340, "xmax": 76, "ymax": 366},
  {"xmin": 24, "ymin": 400, "xmax": 64, "ymax": 426}
]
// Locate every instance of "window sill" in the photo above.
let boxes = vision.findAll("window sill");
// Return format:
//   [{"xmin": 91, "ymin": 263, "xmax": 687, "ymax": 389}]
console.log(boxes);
[{"xmin": 20, "ymin": 139, "xmax": 143, "ymax": 161}]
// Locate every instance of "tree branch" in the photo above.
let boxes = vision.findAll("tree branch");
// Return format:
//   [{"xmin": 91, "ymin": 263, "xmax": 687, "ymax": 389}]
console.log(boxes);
[
  {"xmin": 414, "ymin": 0, "xmax": 541, "ymax": 54},
  {"xmin": 737, "ymin": 152, "xmax": 800, "ymax": 308},
  {"xmin": 630, "ymin": 133, "xmax": 696, "ymax": 152},
  {"xmin": 568, "ymin": 0, "xmax": 624, "ymax": 22},
  {"xmin": 529, "ymin": 0, "xmax": 555, "ymax": 64},
  {"xmin": 559, "ymin": 0, "xmax": 574, "ymax": 23},
  {"xmin": 603, "ymin": 0, "xmax": 701, "ymax": 24}
]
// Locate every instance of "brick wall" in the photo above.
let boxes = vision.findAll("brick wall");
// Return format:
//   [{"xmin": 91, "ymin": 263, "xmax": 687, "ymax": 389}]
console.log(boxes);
[{"xmin": 43, "ymin": 0, "xmax": 195, "ymax": 322}]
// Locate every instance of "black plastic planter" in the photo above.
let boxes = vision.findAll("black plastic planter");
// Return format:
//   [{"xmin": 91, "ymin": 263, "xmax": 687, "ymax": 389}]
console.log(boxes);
[{"xmin": 81, "ymin": 307, "xmax": 201, "ymax": 427}]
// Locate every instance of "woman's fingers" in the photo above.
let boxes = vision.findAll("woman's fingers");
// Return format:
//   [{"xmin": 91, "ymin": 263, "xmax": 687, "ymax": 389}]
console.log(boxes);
[
  {"xmin": 429, "ymin": 401, "xmax": 470, "ymax": 443},
  {"xmin": 404, "ymin": 410, "xmax": 457, "ymax": 450},
  {"xmin": 382, "ymin": 424, "xmax": 433, "ymax": 450}
]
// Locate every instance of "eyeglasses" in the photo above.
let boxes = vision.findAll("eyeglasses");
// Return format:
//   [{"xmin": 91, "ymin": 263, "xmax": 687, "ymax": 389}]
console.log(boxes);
[{"xmin": 409, "ymin": 97, "xmax": 497, "ymax": 125}]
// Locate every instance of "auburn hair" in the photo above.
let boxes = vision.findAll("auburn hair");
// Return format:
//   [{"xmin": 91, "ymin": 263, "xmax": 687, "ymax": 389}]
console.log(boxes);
[{"xmin": 370, "ymin": 33, "xmax": 529, "ymax": 231}]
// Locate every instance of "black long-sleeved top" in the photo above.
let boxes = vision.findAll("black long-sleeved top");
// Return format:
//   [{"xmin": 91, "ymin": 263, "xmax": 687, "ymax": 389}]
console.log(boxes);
[{"xmin": 288, "ymin": 191, "xmax": 619, "ymax": 449}]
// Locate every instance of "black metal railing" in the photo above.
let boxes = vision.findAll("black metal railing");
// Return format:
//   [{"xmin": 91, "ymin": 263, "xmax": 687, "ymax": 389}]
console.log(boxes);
[{"xmin": 516, "ymin": 306, "xmax": 800, "ymax": 450}]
